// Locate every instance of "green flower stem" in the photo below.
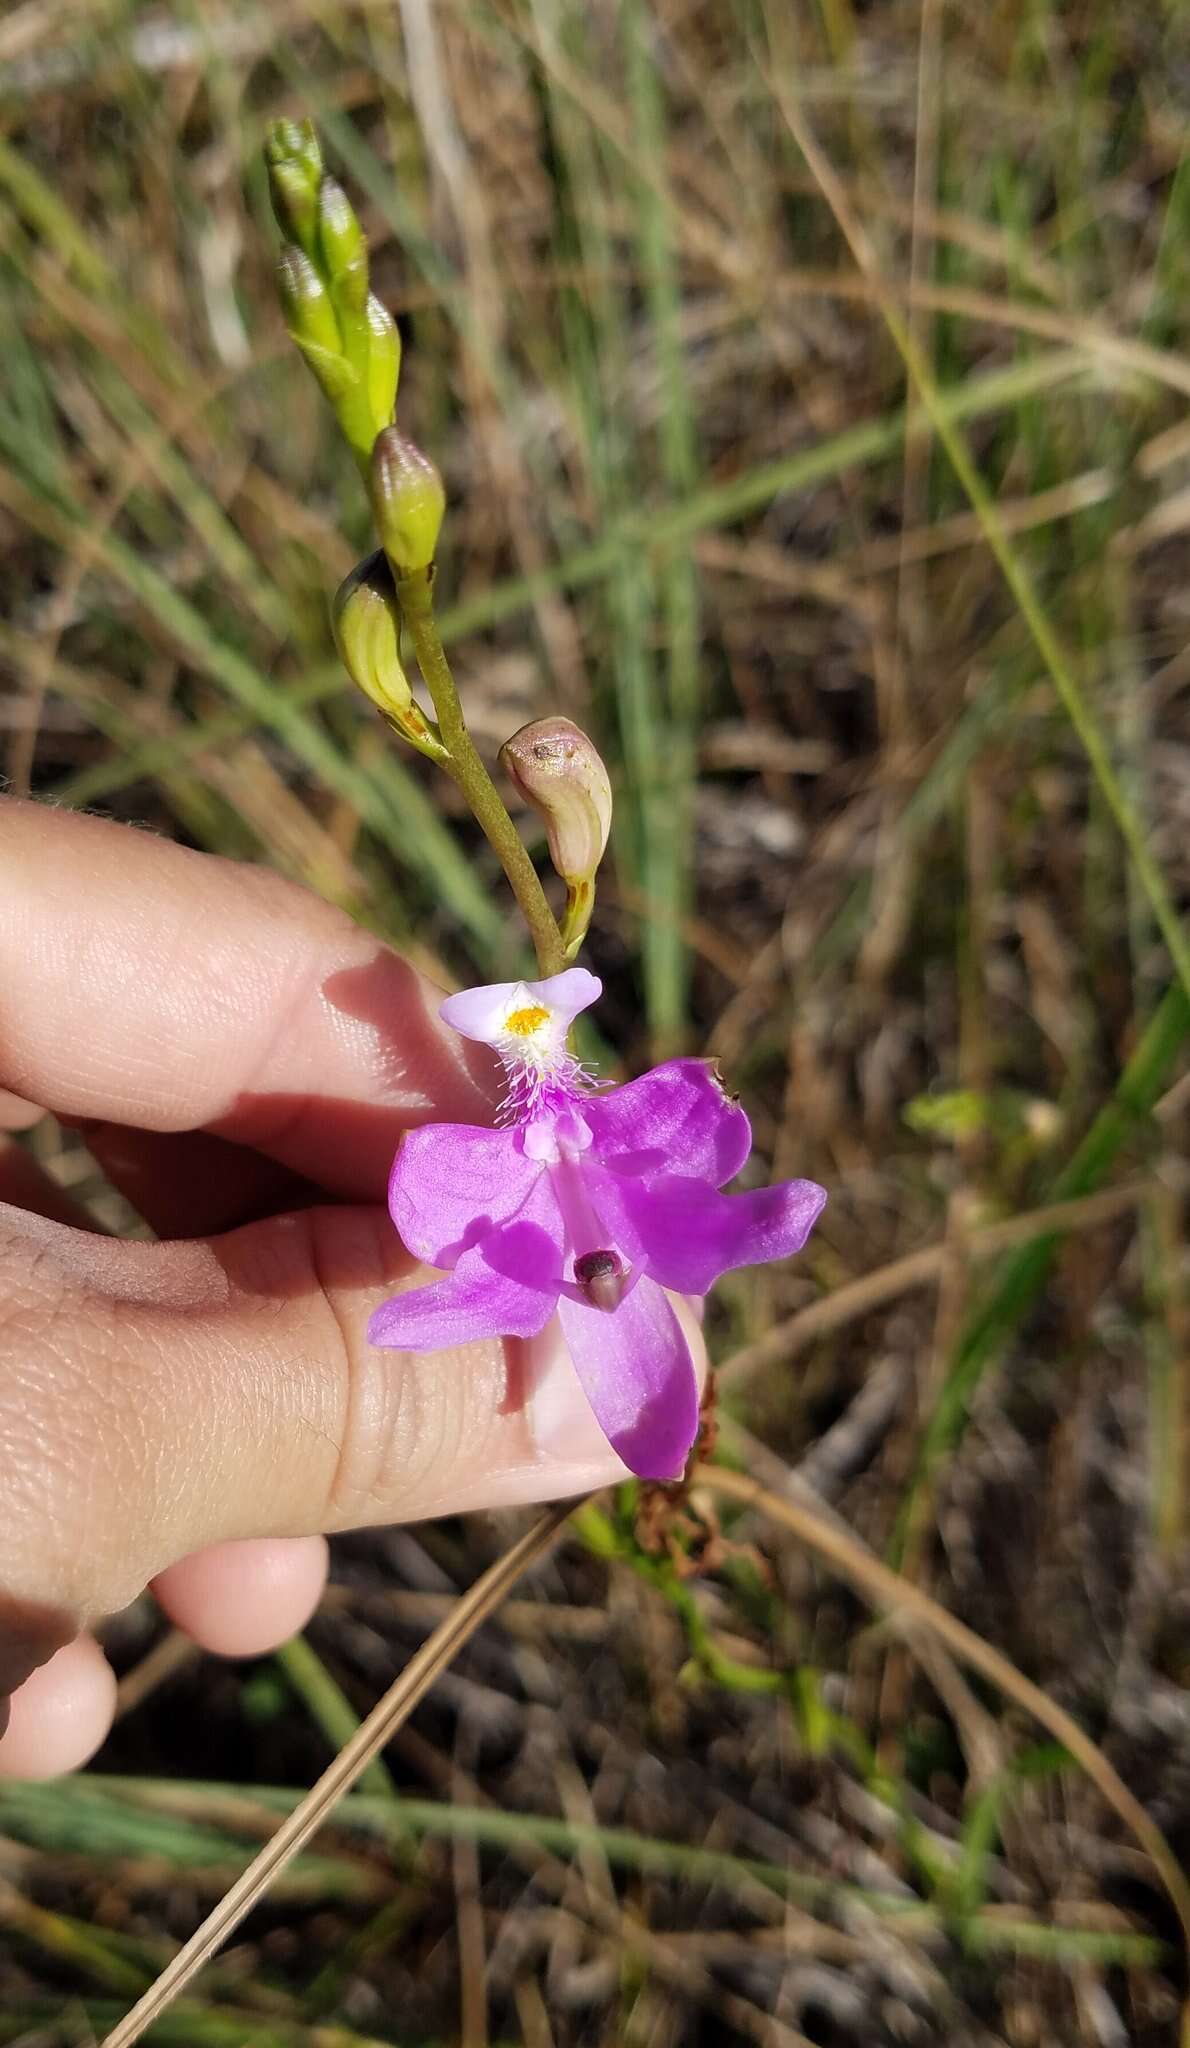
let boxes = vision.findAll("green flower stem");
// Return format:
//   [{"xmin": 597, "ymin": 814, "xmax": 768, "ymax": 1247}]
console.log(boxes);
[{"xmin": 396, "ymin": 568, "xmax": 566, "ymax": 975}]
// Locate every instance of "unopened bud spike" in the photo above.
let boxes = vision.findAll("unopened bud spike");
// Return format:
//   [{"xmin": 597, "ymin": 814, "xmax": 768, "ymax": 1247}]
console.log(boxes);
[{"xmin": 267, "ymin": 125, "xmax": 396, "ymax": 470}]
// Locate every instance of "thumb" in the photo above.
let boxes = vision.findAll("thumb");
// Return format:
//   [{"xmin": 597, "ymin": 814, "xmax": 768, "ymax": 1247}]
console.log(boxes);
[{"xmin": 0, "ymin": 1200, "xmax": 699, "ymax": 1627}]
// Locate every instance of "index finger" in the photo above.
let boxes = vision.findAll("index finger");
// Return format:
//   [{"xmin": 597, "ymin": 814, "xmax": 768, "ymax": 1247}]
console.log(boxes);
[{"xmin": 0, "ymin": 800, "xmax": 498, "ymax": 1198}]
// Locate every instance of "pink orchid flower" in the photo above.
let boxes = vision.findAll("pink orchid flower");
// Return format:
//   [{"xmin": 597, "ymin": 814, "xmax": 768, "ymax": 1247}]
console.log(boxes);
[{"xmin": 369, "ymin": 969, "xmax": 826, "ymax": 1480}]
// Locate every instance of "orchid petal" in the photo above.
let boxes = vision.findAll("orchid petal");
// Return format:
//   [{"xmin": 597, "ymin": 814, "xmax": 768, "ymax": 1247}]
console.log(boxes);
[
  {"xmin": 441, "ymin": 968, "xmax": 601, "ymax": 1044},
  {"xmin": 556, "ymin": 1276, "xmax": 699, "ymax": 1480},
  {"xmin": 592, "ymin": 1167, "xmax": 827, "ymax": 1296},
  {"xmin": 368, "ymin": 1215, "xmax": 563, "ymax": 1349},
  {"xmin": 388, "ymin": 1122, "xmax": 541, "ymax": 1269},
  {"xmin": 583, "ymin": 1059, "xmax": 752, "ymax": 1187}
]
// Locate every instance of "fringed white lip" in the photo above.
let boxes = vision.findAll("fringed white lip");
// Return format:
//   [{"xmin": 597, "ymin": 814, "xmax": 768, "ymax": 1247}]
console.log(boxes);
[{"xmin": 440, "ymin": 969, "xmax": 603, "ymax": 1124}]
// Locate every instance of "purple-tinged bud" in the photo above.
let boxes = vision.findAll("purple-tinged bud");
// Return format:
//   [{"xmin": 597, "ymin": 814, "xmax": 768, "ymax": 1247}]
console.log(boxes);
[
  {"xmin": 499, "ymin": 717, "xmax": 612, "ymax": 885},
  {"xmin": 500, "ymin": 717, "xmax": 612, "ymax": 957},
  {"xmin": 369, "ymin": 428, "xmax": 445, "ymax": 575},
  {"xmin": 574, "ymin": 1248, "xmax": 629, "ymax": 1313}
]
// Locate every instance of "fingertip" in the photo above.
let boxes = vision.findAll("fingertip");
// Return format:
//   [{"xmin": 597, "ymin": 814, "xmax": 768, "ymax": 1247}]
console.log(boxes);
[
  {"xmin": 0, "ymin": 1635, "xmax": 116, "ymax": 1778},
  {"xmin": 151, "ymin": 1536, "xmax": 330, "ymax": 1657},
  {"xmin": 0, "ymin": 1088, "xmax": 42, "ymax": 1131}
]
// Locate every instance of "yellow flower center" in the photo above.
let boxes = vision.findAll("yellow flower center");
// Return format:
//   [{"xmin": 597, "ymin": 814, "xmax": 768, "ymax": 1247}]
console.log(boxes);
[{"xmin": 504, "ymin": 1004, "xmax": 551, "ymax": 1038}]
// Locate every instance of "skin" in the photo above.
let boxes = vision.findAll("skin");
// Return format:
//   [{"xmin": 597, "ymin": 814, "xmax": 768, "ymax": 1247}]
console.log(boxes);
[{"xmin": 0, "ymin": 799, "xmax": 697, "ymax": 1776}]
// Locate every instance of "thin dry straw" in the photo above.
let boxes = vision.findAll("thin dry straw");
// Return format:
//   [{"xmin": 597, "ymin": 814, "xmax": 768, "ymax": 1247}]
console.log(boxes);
[
  {"xmin": 100, "ymin": 1463, "xmax": 1190, "ymax": 2043},
  {"xmin": 717, "ymin": 1181, "xmax": 1152, "ymax": 1389},
  {"xmin": 697, "ymin": 1463, "xmax": 1190, "ymax": 1995},
  {"xmin": 100, "ymin": 1499, "xmax": 576, "ymax": 2048},
  {"xmin": 771, "ymin": 78, "xmax": 1190, "ymax": 1019}
]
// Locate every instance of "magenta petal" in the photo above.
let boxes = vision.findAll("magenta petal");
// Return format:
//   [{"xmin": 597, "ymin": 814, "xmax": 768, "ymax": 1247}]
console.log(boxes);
[
  {"xmin": 369, "ymin": 1216, "xmax": 563, "ymax": 1349},
  {"xmin": 556, "ymin": 1276, "xmax": 699, "ymax": 1480},
  {"xmin": 583, "ymin": 1060, "xmax": 752, "ymax": 1187},
  {"xmin": 592, "ymin": 1168, "xmax": 826, "ymax": 1296},
  {"xmin": 389, "ymin": 1123, "xmax": 540, "ymax": 1268}
]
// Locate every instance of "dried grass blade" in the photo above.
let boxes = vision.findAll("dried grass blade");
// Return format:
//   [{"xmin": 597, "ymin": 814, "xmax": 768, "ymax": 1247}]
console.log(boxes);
[
  {"xmin": 100, "ymin": 1500, "xmax": 576, "ymax": 2048},
  {"xmin": 718, "ymin": 1180, "xmax": 1152, "ymax": 1389}
]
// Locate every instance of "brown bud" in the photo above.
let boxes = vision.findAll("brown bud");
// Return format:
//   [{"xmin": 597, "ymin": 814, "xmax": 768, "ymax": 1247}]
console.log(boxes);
[{"xmin": 499, "ymin": 717, "xmax": 612, "ymax": 886}]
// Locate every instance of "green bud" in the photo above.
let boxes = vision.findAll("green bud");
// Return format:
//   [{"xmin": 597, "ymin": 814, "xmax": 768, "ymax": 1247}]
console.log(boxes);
[
  {"xmin": 276, "ymin": 245, "xmax": 341, "ymax": 356},
  {"xmin": 332, "ymin": 551, "xmax": 447, "ymax": 759},
  {"xmin": 264, "ymin": 120, "xmax": 323, "ymax": 258},
  {"xmin": 266, "ymin": 118, "xmax": 322, "ymax": 181},
  {"xmin": 266, "ymin": 125, "xmax": 404, "ymax": 475},
  {"xmin": 366, "ymin": 294, "xmax": 401, "ymax": 432},
  {"xmin": 318, "ymin": 176, "xmax": 369, "ymax": 316},
  {"xmin": 332, "ymin": 552, "xmax": 409, "ymax": 715},
  {"xmin": 369, "ymin": 428, "xmax": 445, "ymax": 575},
  {"xmin": 313, "ymin": 177, "xmax": 373, "ymax": 459},
  {"xmin": 499, "ymin": 717, "xmax": 613, "ymax": 957}
]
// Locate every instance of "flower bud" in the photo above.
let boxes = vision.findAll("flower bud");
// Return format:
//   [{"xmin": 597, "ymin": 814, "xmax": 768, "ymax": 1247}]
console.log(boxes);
[
  {"xmin": 369, "ymin": 428, "xmax": 445, "ymax": 575},
  {"xmin": 267, "ymin": 117, "xmax": 323, "ymax": 181},
  {"xmin": 332, "ymin": 551, "xmax": 446, "ymax": 759},
  {"xmin": 276, "ymin": 246, "xmax": 341, "ymax": 358},
  {"xmin": 499, "ymin": 717, "xmax": 613, "ymax": 959},
  {"xmin": 318, "ymin": 176, "xmax": 369, "ymax": 316},
  {"xmin": 264, "ymin": 120, "xmax": 323, "ymax": 258},
  {"xmin": 366, "ymin": 294, "xmax": 401, "ymax": 432},
  {"xmin": 499, "ymin": 717, "xmax": 612, "ymax": 883}
]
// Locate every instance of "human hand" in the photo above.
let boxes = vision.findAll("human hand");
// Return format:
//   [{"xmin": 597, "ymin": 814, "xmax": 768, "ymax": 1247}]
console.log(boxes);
[{"xmin": 0, "ymin": 800, "xmax": 665, "ymax": 1776}]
